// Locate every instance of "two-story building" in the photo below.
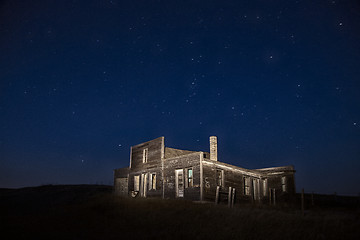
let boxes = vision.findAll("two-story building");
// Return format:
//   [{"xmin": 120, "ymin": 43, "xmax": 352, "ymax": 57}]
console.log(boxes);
[{"xmin": 114, "ymin": 136, "xmax": 295, "ymax": 204}]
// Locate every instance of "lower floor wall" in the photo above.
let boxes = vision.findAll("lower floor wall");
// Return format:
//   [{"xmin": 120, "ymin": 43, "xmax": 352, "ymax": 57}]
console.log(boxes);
[
  {"xmin": 114, "ymin": 160, "xmax": 295, "ymax": 204},
  {"xmin": 114, "ymin": 171, "xmax": 201, "ymax": 201},
  {"xmin": 202, "ymin": 163, "xmax": 296, "ymax": 204},
  {"xmin": 114, "ymin": 177, "xmax": 128, "ymax": 196}
]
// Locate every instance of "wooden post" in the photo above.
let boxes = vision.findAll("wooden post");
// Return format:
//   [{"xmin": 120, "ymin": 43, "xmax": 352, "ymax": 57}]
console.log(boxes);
[
  {"xmin": 273, "ymin": 189, "xmax": 276, "ymax": 206},
  {"xmin": 231, "ymin": 188, "xmax": 236, "ymax": 207},
  {"xmin": 301, "ymin": 188, "xmax": 305, "ymax": 216},
  {"xmin": 269, "ymin": 188, "xmax": 272, "ymax": 205},
  {"xmin": 251, "ymin": 182, "xmax": 254, "ymax": 204},
  {"xmin": 215, "ymin": 186, "xmax": 220, "ymax": 204},
  {"xmin": 228, "ymin": 187, "xmax": 232, "ymax": 207}
]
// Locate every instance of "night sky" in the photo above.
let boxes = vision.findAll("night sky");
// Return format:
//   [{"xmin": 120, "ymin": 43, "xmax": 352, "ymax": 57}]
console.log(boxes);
[{"xmin": 1, "ymin": 0, "xmax": 360, "ymax": 195}]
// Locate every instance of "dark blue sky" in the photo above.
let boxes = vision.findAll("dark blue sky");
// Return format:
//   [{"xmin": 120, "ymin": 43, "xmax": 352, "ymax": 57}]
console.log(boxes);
[{"xmin": 1, "ymin": 0, "xmax": 359, "ymax": 195}]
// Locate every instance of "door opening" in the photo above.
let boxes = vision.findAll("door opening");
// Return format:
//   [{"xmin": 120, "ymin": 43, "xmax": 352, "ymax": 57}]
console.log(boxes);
[
  {"xmin": 140, "ymin": 173, "xmax": 148, "ymax": 197},
  {"xmin": 175, "ymin": 169, "xmax": 184, "ymax": 198}
]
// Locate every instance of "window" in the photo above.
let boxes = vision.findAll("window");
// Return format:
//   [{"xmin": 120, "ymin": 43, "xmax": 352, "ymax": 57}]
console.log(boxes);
[
  {"xmin": 244, "ymin": 177, "xmax": 250, "ymax": 195},
  {"xmin": 143, "ymin": 148, "xmax": 148, "ymax": 163},
  {"xmin": 281, "ymin": 176, "xmax": 286, "ymax": 192},
  {"xmin": 186, "ymin": 168, "xmax": 193, "ymax": 188},
  {"xmin": 149, "ymin": 173, "xmax": 156, "ymax": 190},
  {"xmin": 216, "ymin": 169, "xmax": 224, "ymax": 187},
  {"xmin": 134, "ymin": 175, "xmax": 140, "ymax": 191},
  {"xmin": 262, "ymin": 179, "xmax": 268, "ymax": 196}
]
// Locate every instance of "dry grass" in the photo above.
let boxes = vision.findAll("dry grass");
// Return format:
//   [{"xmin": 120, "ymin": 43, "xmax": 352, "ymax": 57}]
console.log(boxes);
[{"xmin": 0, "ymin": 185, "xmax": 359, "ymax": 240}]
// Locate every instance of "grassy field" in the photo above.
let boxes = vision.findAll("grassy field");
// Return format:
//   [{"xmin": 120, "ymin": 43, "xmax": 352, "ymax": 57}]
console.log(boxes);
[{"xmin": 0, "ymin": 185, "xmax": 359, "ymax": 240}]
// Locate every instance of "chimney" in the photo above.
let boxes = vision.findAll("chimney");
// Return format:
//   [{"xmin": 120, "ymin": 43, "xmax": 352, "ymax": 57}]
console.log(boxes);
[{"xmin": 209, "ymin": 136, "xmax": 218, "ymax": 161}]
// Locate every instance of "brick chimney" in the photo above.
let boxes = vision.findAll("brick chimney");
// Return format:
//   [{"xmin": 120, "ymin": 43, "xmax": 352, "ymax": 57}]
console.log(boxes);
[{"xmin": 209, "ymin": 136, "xmax": 218, "ymax": 161}]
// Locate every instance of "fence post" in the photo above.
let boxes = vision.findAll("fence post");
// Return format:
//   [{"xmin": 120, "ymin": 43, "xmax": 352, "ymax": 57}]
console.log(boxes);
[
  {"xmin": 301, "ymin": 188, "xmax": 305, "ymax": 216},
  {"xmin": 215, "ymin": 186, "xmax": 220, "ymax": 204},
  {"xmin": 231, "ymin": 188, "xmax": 236, "ymax": 207},
  {"xmin": 273, "ymin": 189, "xmax": 276, "ymax": 206},
  {"xmin": 269, "ymin": 188, "xmax": 272, "ymax": 205},
  {"xmin": 228, "ymin": 187, "xmax": 232, "ymax": 207}
]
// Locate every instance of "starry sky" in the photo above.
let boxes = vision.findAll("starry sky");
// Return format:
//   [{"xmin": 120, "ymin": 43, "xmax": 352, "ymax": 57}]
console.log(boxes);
[{"xmin": 1, "ymin": 0, "xmax": 360, "ymax": 195}]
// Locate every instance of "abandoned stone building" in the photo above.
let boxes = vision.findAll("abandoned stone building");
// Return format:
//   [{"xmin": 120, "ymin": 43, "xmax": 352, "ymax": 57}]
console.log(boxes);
[{"xmin": 114, "ymin": 136, "xmax": 295, "ymax": 204}]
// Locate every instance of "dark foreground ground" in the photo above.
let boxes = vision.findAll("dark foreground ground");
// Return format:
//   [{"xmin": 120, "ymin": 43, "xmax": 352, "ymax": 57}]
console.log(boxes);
[{"xmin": 0, "ymin": 185, "xmax": 359, "ymax": 240}]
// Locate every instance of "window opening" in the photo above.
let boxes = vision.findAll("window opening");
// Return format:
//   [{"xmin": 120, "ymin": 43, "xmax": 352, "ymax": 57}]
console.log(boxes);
[
  {"xmin": 143, "ymin": 148, "xmax": 148, "ymax": 163},
  {"xmin": 134, "ymin": 175, "xmax": 140, "ymax": 191},
  {"xmin": 244, "ymin": 177, "xmax": 250, "ymax": 195},
  {"xmin": 216, "ymin": 169, "xmax": 224, "ymax": 187},
  {"xmin": 150, "ymin": 173, "xmax": 156, "ymax": 190},
  {"xmin": 186, "ymin": 168, "xmax": 193, "ymax": 188},
  {"xmin": 281, "ymin": 176, "xmax": 286, "ymax": 192}
]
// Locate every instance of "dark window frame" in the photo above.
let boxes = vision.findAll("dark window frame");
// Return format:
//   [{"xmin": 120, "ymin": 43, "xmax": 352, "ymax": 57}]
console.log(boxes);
[
  {"xmin": 281, "ymin": 176, "xmax": 286, "ymax": 192},
  {"xmin": 185, "ymin": 168, "xmax": 193, "ymax": 188},
  {"xmin": 149, "ymin": 173, "xmax": 156, "ymax": 190},
  {"xmin": 134, "ymin": 175, "xmax": 140, "ymax": 191},
  {"xmin": 244, "ymin": 177, "xmax": 250, "ymax": 195},
  {"xmin": 216, "ymin": 169, "xmax": 224, "ymax": 187},
  {"xmin": 143, "ymin": 148, "xmax": 148, "ymax": 163}
]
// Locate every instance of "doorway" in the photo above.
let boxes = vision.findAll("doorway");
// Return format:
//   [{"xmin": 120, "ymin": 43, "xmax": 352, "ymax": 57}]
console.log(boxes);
[
  {"xmin": 252, "ymin": 178, "xmax": 260, "ymax": 201},
  {"xmin": 175, "ymin": 169, "xmax": 184, "ymax": 198},
  {"xmin": 140, "ymin": 173, "xmax": 148, "ymax": 197}
]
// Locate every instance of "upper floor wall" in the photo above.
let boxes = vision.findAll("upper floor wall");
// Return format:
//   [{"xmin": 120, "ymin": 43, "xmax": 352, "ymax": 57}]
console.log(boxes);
[{"xmin": 130, "ymin": 137, "xmax": 164, "ymax": 171}]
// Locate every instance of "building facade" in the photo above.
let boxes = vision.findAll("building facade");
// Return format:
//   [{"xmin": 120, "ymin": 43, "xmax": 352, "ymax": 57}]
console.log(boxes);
[{"xmin": 114, "ymin": 136, "xmax": 296, "ymax": 204}]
